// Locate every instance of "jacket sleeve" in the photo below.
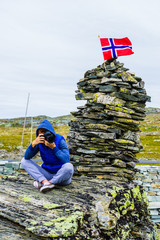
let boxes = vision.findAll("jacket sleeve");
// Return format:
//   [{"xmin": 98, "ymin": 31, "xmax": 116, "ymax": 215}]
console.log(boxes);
[
  {"xmin": 24, "ymin": 144, "xmax": 39, "ymax": 159},
  {"xmin": 52, "ymin": 139, "xmax": 70, "ymax": 163}
]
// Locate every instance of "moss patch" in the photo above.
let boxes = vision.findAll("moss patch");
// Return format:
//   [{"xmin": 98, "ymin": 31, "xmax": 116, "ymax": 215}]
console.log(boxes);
[
  {"xmin": 20, "ymin": 195, "xmax": 32, "ymax": 202},
  {"xmin": 43, "ymin": 203, "xmax": 60, "ymax": 209},
  {"xmin": 49, "ymin": 211, "xmax": 84, "ymax": 238}
]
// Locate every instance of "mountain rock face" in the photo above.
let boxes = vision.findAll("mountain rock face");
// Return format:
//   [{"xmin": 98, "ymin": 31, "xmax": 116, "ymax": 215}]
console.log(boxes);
[{"xmin": 67, "ymin": 58, "xmax": 150, "ymax": 181}]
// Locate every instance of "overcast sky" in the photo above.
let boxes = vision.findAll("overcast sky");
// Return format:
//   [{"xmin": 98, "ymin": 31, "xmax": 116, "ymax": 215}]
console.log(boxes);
[{"xmin": 0, "ymin": 0, "xmax": 159, "ymax": 119}]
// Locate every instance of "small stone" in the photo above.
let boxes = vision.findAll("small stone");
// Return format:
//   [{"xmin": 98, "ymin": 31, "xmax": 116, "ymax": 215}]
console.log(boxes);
[
  {"xmin": 101, "ymin": 77, "xmax": 122, "ymax": 83},
  {"xmin": 99, "ymin": 85, "xmax": 117, "ymax": 93},
  {"xmin": 119, "ymin": 72, "xmax": 138, "ymax": 83},
  {"xmin": 126, "ymin": 162, "xmax": 136, "ymax": 168},
  {"xmin": 148, "ymin": 192, "xmax": 157, "ymax": 196},
  {"xmin": 151, "ymin": 184, "xmax": 160, "ymax": 189},
  {"xmin": 112, "ymin": 159, "xmax": 126, "ymax": 168},
  {"xmin": 0, "ymin": 161, "xmax": 8, "ymax": 166}
]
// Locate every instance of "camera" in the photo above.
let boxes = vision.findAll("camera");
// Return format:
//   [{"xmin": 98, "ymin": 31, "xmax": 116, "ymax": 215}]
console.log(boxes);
[{"xmin": 42, "ymin": 131, "xmax": 55, "ymax": 143}]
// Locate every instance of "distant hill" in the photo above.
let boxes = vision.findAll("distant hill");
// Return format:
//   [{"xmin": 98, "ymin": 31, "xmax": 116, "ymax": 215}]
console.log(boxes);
[
  {"xmin": 0, "ymin": 114, "xmax": 74, "ymax": 127},
  {"xmin": 0, "ymin": 108, "xmax": 159, "ymax": 161},
  {"xmin": 145, "ymin": 107, "xmax": 160, "ymax": 114},
  {"xmin": 0, "ymin": 108, "xmax": 160, "ymax": 127}
]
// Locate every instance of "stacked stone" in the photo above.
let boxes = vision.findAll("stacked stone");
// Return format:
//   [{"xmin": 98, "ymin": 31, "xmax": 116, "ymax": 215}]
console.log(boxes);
[
  {"xmin": 0, "ymin": 160, "xmax": 21, "ymax": 175},
  {"xmin": 67, "ymin": 58, "xmax": 150, "ymax": 181}
]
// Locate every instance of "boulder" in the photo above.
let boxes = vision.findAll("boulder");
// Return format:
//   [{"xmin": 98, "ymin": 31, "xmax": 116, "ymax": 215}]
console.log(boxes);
[{"xmin": 0, "ymin": 172, "xmax": 156, "ymax": 239}]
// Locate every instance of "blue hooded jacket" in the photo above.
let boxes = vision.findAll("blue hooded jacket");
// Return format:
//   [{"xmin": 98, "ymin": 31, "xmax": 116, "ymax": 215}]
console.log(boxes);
[{"xmin": 24, "ymin": 119, "xmax": 70, "ymax": 173}]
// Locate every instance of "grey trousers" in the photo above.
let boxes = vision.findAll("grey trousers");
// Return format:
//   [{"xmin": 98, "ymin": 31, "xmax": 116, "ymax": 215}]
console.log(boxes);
[{"xmin": 21, "ymin": 158, "xmax": 74, "ymax": 186}]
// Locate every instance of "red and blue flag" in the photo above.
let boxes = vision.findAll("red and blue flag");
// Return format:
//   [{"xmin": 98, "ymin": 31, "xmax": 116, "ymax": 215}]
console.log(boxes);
[{"xmin": 100, "ymin": 37, "xmax": 134, "ymax": 60}]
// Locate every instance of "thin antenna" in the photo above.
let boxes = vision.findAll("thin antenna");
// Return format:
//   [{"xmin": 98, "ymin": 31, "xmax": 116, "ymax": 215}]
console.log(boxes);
[
  {"xmin": 19, "ymin": 93, "xmax": 30, "ymax": 159},
  {"xmin": 30, "ymin": 116, "xmax": 33, "ymax": 143}
]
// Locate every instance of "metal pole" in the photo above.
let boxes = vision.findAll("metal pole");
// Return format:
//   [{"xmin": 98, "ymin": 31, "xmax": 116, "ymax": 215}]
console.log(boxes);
[
  {"xmin": 30, "ymin": 116, "xmax": 33, "ymax": 143},
  {"xmin": 19, "ymin": 93, "xmax": 30, "ymax": 159}
]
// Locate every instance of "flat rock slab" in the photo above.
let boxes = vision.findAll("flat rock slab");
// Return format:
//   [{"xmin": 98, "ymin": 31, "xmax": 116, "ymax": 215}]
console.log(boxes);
[
  {"xmin": 0, "ymin": 173, "xmax": 92, "ymax": 239},
  {"xmin": 149, "ymin": 202, "xmax": 160, "ymax": 209},
  {"xmin": 0, "ymin": 172, "xmax": 156, "ymax": 240}
]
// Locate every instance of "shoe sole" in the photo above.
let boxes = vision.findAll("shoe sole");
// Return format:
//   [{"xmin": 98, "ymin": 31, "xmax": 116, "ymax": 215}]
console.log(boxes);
[{"xmin": 40, "ymin": 185, "xmax": 55, "ymax": 193}]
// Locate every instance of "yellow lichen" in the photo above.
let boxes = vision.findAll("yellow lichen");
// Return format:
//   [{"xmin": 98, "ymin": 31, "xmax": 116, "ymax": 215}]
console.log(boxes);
[
  {"xmin": 20, "ymin": 195, "xmax": 32, "ymax": 202},
  {"xmin": 131, "ymin": 185, "xmax": 142, "ymax": 201},
  {"xmin": 49, "ymin": 211, "xmax": 83, "ymax": 238},
  {"xmin": 43, "ymin": 203, "xmax": 59, "ymax": 209}
]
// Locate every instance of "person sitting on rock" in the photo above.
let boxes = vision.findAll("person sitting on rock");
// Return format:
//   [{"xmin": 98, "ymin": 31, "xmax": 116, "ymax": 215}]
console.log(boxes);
[{"xmin": 21, "ymin": 119, "xmax": 74, "ymax": 193}]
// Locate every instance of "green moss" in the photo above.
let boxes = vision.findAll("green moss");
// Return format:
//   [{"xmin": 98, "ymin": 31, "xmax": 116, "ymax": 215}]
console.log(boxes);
[
  {"xmin": 120, "ymin": 227, "xmax": 130, "ymax": 238},
  {"xmin": 43, "ymin": 203, "xmax": 59, "ymax": 209},
  {"xmin": 108, "ymin": 186, "xmax": 123, "ymax": 198},
  {"xmin": 141, "ymin": 190, "xmax": 149, "ymax": 206},
  {"xmin": 115, "ymin": 102, "xmax": 124, "ymax": 107},
  {"xmin": 106, "ymin": 105, "xmax": 134, "ymax": 114},
  {"xmin": 115, "ymin": 139, "xmax": 134, "ymax": 145},
  {"xmin": 118, "ymin": 190, "xmax": 135, "ymax": 216},
  {"xmin": 43, "ymin": 221, "xmax": 53, "ymax": 226},
  {"xmin": 154, "ymin": 225, "xmax": 160, "ymax": 239},
  {"xmin": 89, "ymin": 146, "xmax": 100, "ymax": 151},
  {"xmin": 131, "ymin": 185, "xmax": 142, "ymax": 201},
  {"xmin": 51, "ymin": 216, "xmax": 66, "ymax": 222},
  {"xmin": 20, "ymin": 195, "xmax": 32, "ymax": 202},
  {"xmin": 109, "ymin": 189, "xmax": 117, "ymax": 198},
  {"xmin": 49, "ymin": 211, "xmax": 83, "ymax": 238},
  {"xmin": 49, "ymin": 233, "xmax": 59, "ymax": 238},
  {"xmin": 2, "ymin": 176, "xmax": 7, "ymax": 179},
  {"xmin": 106, "ymin": 186, "xmax": 125, "ymax": 199},
  {"xmin": 122, "ymin": 209, "xmax": 127, "ymax": 215},
  {"xmin": 65, "ymin": 209, "xmax": 71, "ymax": 212},
  {"xmin": 27, "ymin": 227, "xmax": 36, "ymax": 231},
  {"xmin": 30, "ymin": 221, "xmax": 38, "ymax": 225},
  {"xmin": 93, "ymin": 93, "xmax": 99, "ymax": 102}
]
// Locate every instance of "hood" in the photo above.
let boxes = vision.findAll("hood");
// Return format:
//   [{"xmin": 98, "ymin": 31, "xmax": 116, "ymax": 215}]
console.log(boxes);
[{"xmin": 36, "ymin": 119, "xmax": 56, "ymax": 137}]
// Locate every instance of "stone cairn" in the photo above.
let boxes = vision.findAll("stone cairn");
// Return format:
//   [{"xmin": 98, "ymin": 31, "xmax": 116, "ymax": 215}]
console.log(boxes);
[{"xmin": 67, "ymin": 58, "xmax": 150, "ymax": 182}]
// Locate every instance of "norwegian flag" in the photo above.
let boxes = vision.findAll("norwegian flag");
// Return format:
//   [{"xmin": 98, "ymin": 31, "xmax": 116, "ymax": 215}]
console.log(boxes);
[{"xmin": 100, "ymin": 37, "xmax": 134, "ymax": 60}]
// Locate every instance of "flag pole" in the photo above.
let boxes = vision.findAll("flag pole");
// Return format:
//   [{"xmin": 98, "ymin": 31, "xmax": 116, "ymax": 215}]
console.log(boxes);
[
  {"xmin": 98, "ymin": 35, "xmax": 107, "ymax": 71},
  {"xmin": 19, "ymin": 93, "xmax": 30, "ymax": 159},
  {"xmin": 30, "ymin": 116, "xmax": 33, "ymax": 144}
]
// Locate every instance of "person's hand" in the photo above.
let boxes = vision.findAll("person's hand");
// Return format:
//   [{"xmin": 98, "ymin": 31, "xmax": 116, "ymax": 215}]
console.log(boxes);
[
  {"xmin": 44, "ymin": 141, "xmax": 56, "ymax": 149},
  {"xmin": 32, "ymin": 134, "xmax": 45, "ymax": 147}
]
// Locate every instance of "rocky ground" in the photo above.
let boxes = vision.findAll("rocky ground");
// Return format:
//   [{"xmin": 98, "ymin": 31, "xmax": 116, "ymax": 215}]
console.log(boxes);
[
  {"xmin": 0, "ymin": 171, "xmax": 159, "ymax": 240},
  {"xmin": 0, "ymin": 149, "xmax": 22, "ymax": 159}
]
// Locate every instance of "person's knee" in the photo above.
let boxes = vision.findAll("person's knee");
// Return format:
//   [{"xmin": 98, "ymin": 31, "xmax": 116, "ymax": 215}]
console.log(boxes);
[
  {"xmin": 21, "ymin": 157, "xmax": 28, "ymax": 168},
  {"xmin": 63, "ymin": 163, "xmax": 74, "ymax": 176}
]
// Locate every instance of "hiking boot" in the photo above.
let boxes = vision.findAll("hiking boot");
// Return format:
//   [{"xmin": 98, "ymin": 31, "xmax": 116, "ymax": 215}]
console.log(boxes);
[
  {"xmin": 33, "ymin": 181, "xmax": 42, "ymax": 189},
  {"xmin": 40, "ymin": 182, "xmax": 55, "ymax": 193}
]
